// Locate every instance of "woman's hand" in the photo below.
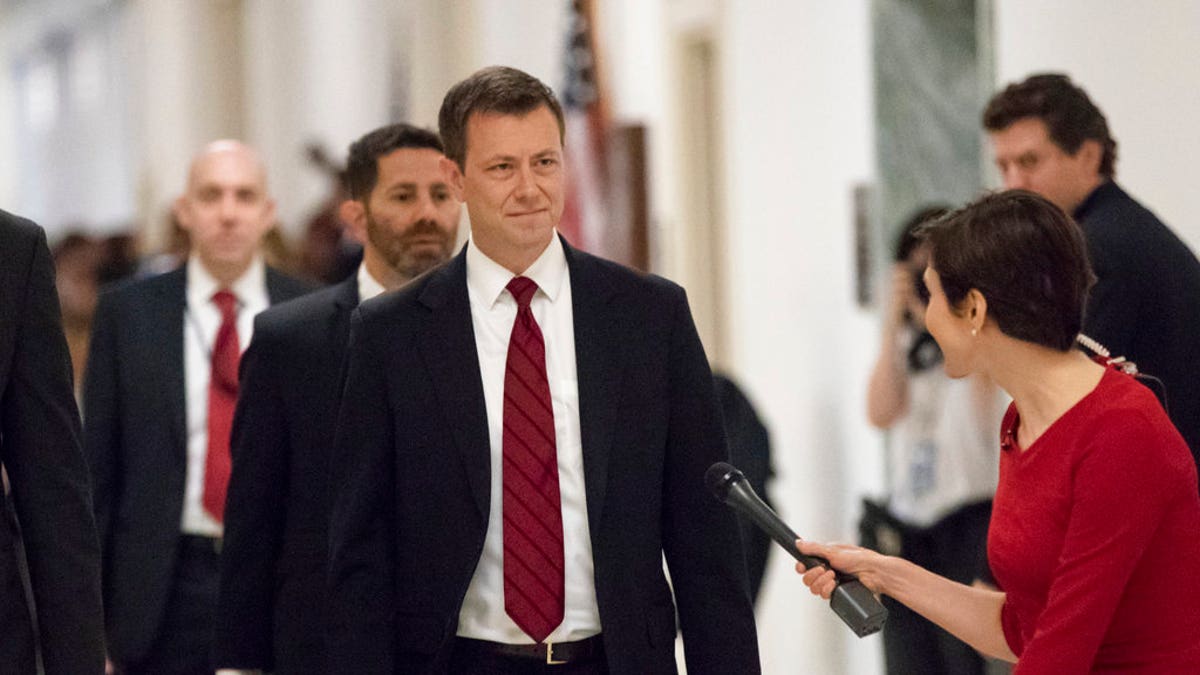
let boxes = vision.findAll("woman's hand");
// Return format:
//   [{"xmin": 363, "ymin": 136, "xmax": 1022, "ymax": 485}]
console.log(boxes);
[
  {"xmin": 796, "ymin": 539, "xmax": 1014, "ymax": 663},
  {"xmin": 795, "ymin": 539, "xmax": 889, "ymax": 599}
]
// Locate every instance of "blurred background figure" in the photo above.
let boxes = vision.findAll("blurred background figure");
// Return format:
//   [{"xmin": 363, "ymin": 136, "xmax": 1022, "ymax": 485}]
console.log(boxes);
[
  {"xmin": 862, "ymin": 206, "xmax": 1002, "ymax": 675},
  {"xmin": 714, "ymin": 372, "xmax": 774, "ymax": 606},
  {"xmin": 83, "ymin": 140, "xmax": 312, "ymax": 675},
  {"xmin": 51, "ymin": 231, "xmax": 104, "ymax": 402},
  {"xmin": 52, "ymin": 227, "xmax": 173, "ymax": 406},
  {"xmin": 260, "ymin": 225, "xmax": 301, "ymax": 277},
  {"xmin": 137, "ymin": 213, "xmax": 192, "ymax": 278},
  {"xmin": 97, "ymin": 233, "xmax": 141, "ymax": 286},
  {"xmin": 296, "ymin": 142, "xmax": 362, "ymax": 284},
  {"xmin": 51, "ymin": 229, "xmax": 146, "ymax": 401}
]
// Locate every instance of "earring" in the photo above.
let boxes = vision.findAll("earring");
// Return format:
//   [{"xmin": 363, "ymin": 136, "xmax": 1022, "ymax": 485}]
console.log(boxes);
[{"xmin": 971, "ymin": 328, "xmax": 978, "ymax": 337}]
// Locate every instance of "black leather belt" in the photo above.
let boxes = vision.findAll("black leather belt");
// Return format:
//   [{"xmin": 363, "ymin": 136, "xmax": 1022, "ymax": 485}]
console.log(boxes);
[{"xmin": 455, "ymin": 634, "xmax": 603, "ymax": 665}]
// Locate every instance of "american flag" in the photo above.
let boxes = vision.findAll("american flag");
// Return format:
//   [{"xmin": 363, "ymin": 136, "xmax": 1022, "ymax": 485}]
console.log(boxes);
[{"xmin": 560, "ymin": 0, "xmax": 610, "ymax": 254}]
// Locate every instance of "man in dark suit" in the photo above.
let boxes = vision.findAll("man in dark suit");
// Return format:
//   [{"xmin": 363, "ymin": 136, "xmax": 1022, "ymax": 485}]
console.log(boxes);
[
  {"xmin": 213, "ymin": 124, "xmax": 462, "ymax": 675},
  {"xmin": 984, "ymin": 73, "xmax": 1200, "ymax": 468},
  {"xmin": 83, "ymin": 141, "xmax": 311, "ymax": 675},
  {"xmin": 1, "ymin": 210, "xmax": 105, "ymax": 674},
  {"xmin": 328, "ymin": 66, "xmax": 760, "ymax": 674}
]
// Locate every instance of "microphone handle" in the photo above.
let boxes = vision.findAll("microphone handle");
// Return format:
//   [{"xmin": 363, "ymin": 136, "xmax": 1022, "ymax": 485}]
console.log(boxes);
[
  {"xmin": 724, "ymin": 480, "xmax": 888, "ymax": 637},
  {"xmin": 723, "ymin": 480, "xmax": 832, "ymax": 571}
]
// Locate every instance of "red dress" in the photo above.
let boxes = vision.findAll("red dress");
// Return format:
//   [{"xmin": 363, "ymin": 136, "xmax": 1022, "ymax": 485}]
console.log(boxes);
[{"xmin": 990, "ymin": 367, "xmax": 1200, "ymax": 673}]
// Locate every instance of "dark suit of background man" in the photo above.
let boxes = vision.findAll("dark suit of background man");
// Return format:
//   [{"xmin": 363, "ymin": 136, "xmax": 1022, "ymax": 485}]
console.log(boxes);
[
  {"xmin": 327, "ymin": 66, "xmax": 760, "ymax": 675},
  {"xmin": 213, "ymin": 124, "xmax": 462, "ymax": 675},
  {"xmin": 984, "ymin": 73, "xmax": 1200, "ymax": 471},
  {"xmin": 1, "ymin": 210, "xmax": 105, "ymax": 674},
  {"xmin": 83, "ymin": 141, "xmax": 310, "ymax": 675}
]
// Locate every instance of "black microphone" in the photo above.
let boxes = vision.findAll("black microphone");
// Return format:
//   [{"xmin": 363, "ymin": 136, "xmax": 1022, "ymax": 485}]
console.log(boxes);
[{"xmin": 706, "ymin": 462, "xmax": 887, "ymax": 637}]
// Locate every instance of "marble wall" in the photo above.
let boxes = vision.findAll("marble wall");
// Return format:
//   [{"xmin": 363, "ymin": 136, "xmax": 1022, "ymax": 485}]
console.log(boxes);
[{"xmin": 873, "ymin": 0, "xmax": 988, "ymax": 256}]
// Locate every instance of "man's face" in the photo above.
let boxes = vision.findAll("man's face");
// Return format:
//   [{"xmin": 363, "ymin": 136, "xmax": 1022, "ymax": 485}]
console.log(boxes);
[
  {"xmin": 360, "ymin": 147, "xmax": 461, "ymax": 281},
  {"xmin": 988, "ymin": 116, "xmax": 1101, "ymax": 214},
  {"xmin": 174, "ymin": 144, "xmax": 275, "ymax": 278},
  {"xmin": 451, "ymin": 106, "xmax": 564, "ymax": 272}
]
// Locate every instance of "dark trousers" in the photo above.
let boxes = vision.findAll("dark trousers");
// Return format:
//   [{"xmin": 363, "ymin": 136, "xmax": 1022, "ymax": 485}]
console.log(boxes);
[
  {"xmin": 447, "ymin": 639, "xmax": 608, "ymax": 675},
  {"xmin": 121, "ymin": 536, "xmax": 219, "ymax": 675},
  {"xmin": 861, "ymin": 499, "xmax": 992, "ymax": 675}
]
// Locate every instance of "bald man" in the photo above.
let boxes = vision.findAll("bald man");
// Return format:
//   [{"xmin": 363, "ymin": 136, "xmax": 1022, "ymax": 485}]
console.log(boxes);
[{"xmin": 83, "ymin": 141, "xmax": 311, "ymax": 675}]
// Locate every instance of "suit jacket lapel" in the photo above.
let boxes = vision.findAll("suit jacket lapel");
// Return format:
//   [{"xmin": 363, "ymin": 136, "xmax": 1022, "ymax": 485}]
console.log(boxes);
[
  {"xmin": 159, "ymin": 268, "xmax": 188, "ymax": 458},
  {"xmin": 417, "ymin": 251, "xmax": 492, "ymax": 520},
  {"xmin": 564, "ymin": 240, "xmax": 623, "ymax": 530},
  {"xmin": 265, "ymin": 266, "xmax": 307, "ymax": 304},
  {"xmin": 330, "ymin": 276, "xmax": 359, "ymax": 372},
  {"xmin": 334, "ymin": 275, "xmax": 360, "ymax": 311}
]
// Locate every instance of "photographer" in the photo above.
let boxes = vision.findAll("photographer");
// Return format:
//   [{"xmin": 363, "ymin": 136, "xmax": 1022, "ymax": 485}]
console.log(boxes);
[{"xmin": 863, "ymin": 206, "xmax": 1002, "ymax": 675}]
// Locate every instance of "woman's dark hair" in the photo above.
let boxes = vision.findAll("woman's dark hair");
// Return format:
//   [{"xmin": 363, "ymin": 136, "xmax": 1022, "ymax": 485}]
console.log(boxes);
[
  {"xmin": 894, "ymin": 205, "xmax": 950, "ymax": 263},
  {"xmin": 920, "ymin": 190, "xmax": 1095, "ymax": 351}
]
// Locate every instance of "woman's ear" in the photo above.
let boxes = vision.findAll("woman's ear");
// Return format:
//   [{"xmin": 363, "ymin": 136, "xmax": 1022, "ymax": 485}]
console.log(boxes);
[{"xmin": 966, "ymin": 288, "xmax": 989, "ymax": 332}]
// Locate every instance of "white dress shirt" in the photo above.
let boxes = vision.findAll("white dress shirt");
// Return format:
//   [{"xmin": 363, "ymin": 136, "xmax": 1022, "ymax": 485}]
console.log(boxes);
[
  {"xmin": 456, "ymin": 234, "xmax": 602, "ymax": 643},
  {"xmin": 180, "ymin": 256, "xmax": 269, "ymax": 537},
  {"xmin": 356, "ymin": 262, "xmax": 388, "ymax": 303}
]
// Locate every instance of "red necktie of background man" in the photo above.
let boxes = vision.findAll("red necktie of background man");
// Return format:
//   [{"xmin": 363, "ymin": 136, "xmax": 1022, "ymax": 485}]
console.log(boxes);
[
  {"xmin": 204, "ymin": 289, "xmax": 239, "ymax": 523},
  {"xmin": 502, "ymin": 276, "xmax": 565, "ymax": 642}
]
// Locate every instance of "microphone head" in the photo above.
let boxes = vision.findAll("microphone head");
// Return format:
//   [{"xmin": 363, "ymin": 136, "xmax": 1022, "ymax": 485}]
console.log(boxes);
[{"xmin": 705, "ymin": 462, "xmax": 746, "ymax": 502}]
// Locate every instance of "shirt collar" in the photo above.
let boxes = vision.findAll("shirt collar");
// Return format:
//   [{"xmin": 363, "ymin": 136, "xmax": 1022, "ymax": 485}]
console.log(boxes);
[
  {"xmin": 186, "ymin": 255, "xmax": 266, "ymax": 308},
  {"xmin": 466, "ymin": 232, "xmax": 567, "ymax": 308},
  {"xmin": 356, "ymin": 263, "xmax": 388, "ymax": 302}
]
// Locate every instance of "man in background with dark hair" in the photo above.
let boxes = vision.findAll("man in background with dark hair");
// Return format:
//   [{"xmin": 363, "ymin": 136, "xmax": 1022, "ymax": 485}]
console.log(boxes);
[
  {"xmin": 1, "ymin": 210, "xmax": 106, "ymax": 675},
  {"xmin": 984, "ymin": 73, "xmax": 1200, "ymax": 469},
  {"xmin": 328, "ymin": 65, "xmax": 758, "ymax": 675},
  {"xmin": 213, "ymin": 124, "xmax": 461, "ymax": 675}
]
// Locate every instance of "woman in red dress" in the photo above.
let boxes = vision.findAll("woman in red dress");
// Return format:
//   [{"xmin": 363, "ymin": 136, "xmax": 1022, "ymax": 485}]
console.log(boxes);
[{"xmin": 798, "ymin": 190, "xmax": 1200, "ymax": 673}]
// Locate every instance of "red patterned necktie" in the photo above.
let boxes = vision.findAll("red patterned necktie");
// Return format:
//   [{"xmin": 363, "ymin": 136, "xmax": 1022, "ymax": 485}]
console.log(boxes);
[
  {"xmin": 203, "ymin": 289, "xmax": 240, "ymax": 523},
  {"xmin": 502, "ymin": 276, "xmax": 564, "ymax": 643}
]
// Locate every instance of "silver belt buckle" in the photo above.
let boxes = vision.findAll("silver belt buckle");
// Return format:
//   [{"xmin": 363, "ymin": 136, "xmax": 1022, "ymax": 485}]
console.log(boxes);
[{"xmin": 545, "ymin": 641, "xmax": 567, "ymax": 665}]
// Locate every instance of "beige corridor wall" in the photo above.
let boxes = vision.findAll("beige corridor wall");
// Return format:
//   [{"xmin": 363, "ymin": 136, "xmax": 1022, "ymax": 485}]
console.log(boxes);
[{"xmin": 716, "ymin": 2, "xmax": 884, "ymax": 673}]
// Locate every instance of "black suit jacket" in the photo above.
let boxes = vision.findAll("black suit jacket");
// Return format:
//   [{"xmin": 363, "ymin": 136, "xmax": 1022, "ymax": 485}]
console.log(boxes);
[
  {"xmin": 214, "ymin": 277, "xmax": 358, "ymax": 674},
  {"xmin": 0, "ymin": 211, "xmax": 105, "ymax": 675},
  {"xmin": 328, "ymin": 240, "xmax": 760, "ymax": 674},
  {"xmin": 82, "ymin": 263, "xmax": 311, "ymax": 662},
  {"xmin": 1074, "ymin": 182, "xmax": 1200, "ymax": 467}
]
